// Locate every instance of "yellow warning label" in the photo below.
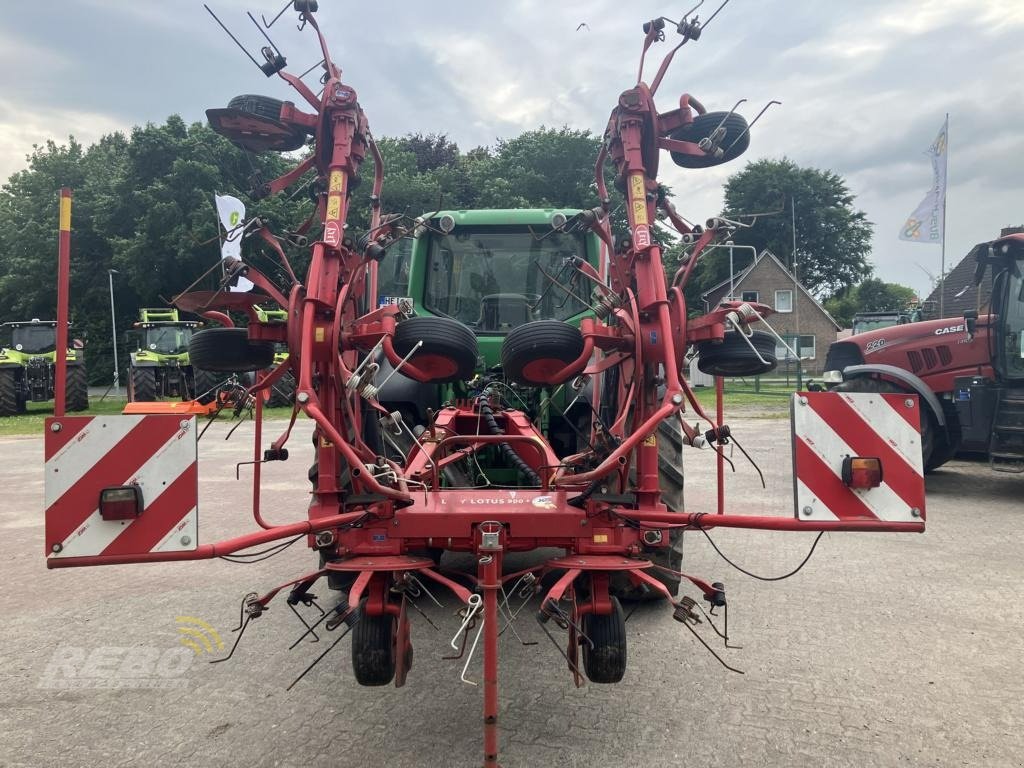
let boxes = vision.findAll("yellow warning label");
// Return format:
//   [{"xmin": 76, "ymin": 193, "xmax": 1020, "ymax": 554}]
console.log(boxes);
[
  {"xmin": 326, "ymin": 194, "xmax": 341, "ymax": 221},
  {"xmin": 59, "ymin": 197, "xmax": 72, "ymax": 231},
  {"xmin": 315, "ymin": 326, "xmax": 325, "ymax": 342},
  {"xmin": 629, "ymin": 174, "xmax": 648, "ymax": 225},
  {"xmin": 593, "ymin": 534, "xmax": 609, "ymax": 544},
  {"xmin": 643, "ymin": 434, "xmax": 657, "ymax": 447},
  {"xmin": 328, "ymin": 171, "xmax": 345, "ymax": 193}
]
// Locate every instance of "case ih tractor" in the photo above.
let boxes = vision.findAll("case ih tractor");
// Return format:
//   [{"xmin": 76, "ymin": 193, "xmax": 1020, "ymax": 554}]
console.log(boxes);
[
  {"xmin": 42, "ymin": 4, "xmax": 928, "ymax": 765},
  {"xmin": 825, "ymin": 232, "xmax": 1024, "ymax": 473},
  {"xmin": 128, "ymin": 308, "xmax": 219, "ymax": 403},
  {"xmin": 0, "ymin": 319, "xmax": 87, "ymax": 415}
]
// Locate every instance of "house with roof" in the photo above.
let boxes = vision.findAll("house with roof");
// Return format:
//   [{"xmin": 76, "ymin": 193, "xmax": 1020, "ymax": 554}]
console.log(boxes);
[
  {"xmin": 921, "ymin": 226, "xmax": 1022, "ymax": 319},
  {"xmin": 700, "ymin": 249, "xmax": 840, "ymax": 375}
]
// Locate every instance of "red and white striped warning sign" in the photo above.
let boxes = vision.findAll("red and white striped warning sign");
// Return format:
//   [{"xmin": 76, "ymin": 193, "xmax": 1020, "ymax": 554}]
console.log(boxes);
[
  {"xmin": 44, "ymin": 415, "xmax": 198, "ymax": 560},
  {"xmin": 791, "ymin": 392, "xmax": 926, "ymax": 522}
]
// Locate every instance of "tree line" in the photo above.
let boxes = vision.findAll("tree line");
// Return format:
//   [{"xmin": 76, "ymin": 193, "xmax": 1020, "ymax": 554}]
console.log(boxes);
[{"xmin": 0, "ymin": 115, "xmax": 907, "ymax": 383}]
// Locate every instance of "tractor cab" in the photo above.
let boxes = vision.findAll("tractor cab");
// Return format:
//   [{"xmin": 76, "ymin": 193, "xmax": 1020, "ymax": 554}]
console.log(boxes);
[
  {"xmin": 10, "ymin": 322, "xmax": 58, "ymax": 355},
  {"xmin": 987, "ymin": 235, "xmax": 1024, "ymax": 382}
]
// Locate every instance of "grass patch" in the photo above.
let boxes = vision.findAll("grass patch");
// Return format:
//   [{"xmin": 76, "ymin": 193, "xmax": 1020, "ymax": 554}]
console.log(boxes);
[{"xmin": 689, "ymin": 385, "xmax": 794, "ymax": 416}]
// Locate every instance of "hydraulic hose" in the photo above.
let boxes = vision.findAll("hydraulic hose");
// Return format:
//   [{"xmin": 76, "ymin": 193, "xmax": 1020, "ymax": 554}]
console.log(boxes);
[{"xmin": 478, "ymin": 389, "xmax": 542, "ymax": 486}]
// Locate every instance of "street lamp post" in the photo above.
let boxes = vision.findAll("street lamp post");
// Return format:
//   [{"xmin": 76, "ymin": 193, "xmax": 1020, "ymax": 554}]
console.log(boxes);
[{"xmin": 108, "ymin": 269, "xmax": 120, "ymax": 395}]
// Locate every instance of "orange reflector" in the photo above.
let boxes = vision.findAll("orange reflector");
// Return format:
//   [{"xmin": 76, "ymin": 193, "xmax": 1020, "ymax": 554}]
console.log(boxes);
[{"xmin": 841, "ymin": 457, "xmax": 883, "ymax": 489}]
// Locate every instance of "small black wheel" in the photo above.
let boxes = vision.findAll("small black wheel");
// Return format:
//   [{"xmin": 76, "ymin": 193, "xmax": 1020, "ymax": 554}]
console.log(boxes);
[
  {"xmin": 191, "ymin": 367, "xmax": 221, "ymax": 405},
  {"xmin": 0, "ymin": 369, "xmax": 17, "ymax": 416},
  {"xmin": 393, "ymin": 317, "xmax": 478, "ymax": 384},
  {"xmin": 581, "ymin": 597, "xmax": 627, "ymax": 684},
  {"xmin": 129, "ymin": 366, "xmax": 156, "ymax": 403},
  {"xmin": 266, "ymin": 370, "xmax": 296, "ymax": 408},
  {"xmin": 226, "ymin": 94, "xmax": 308, "ymax": 151},
  {"xmin": 351, "ymin": 603, "xmax": 396, "ymax": 686},
  {"xmin": 696, "ymin": 330, "xmax": 777, "ymax": 377},
  {"xmin": 500, "ymin": 320, "xmax": 584, "ymax": 387},
  {"xmin": 65, "ymin": 365, "xmax": 89, "ymax": 412},
  {"xmin": 189, "ymin": 328, "xmax": 275, "ymax": 373},
  {"xmin": 669, "ymin": 111, "xmax": 750, "ymax": 169}
]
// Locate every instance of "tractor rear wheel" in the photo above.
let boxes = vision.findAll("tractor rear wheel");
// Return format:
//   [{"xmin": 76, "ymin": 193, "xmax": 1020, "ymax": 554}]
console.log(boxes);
[
  {"xmin": 189, "ymin": 328, "xmax": 275, "ymax": 373},
  {"xmin": 65, "ymin": 365, "xmax": 89, "ymax": 412},
  {"xmin": 581, "ymin": 597, "xmax": 627, "ymax": 684},
  {"xmin": 192, "ymin": 367, "xmax": 221, "ymax": 405},
  {"xmin": 129, "ymin": 366, "xmax": 156, "ymax": 403},
  {"xmin": 393, "ymin": 317, "xmax": 478, "ymax": 384},
  {"xmin": 351, "ymin": 603, "xmax": 396, "ymax": 686},
  {"xmin": 669, "ymin": 111, "xmax": 751, "ymax": 169},
  {"xmin": 266, "ymin": 370, "xmax": 296, "ymax": 408},
  {"xmin": 501, "ymin": 320, "xmax": 584, "ymax": 387},
  {"xmin": 0, "ymin": 369, "xmax": 17, "ymax": 416}
]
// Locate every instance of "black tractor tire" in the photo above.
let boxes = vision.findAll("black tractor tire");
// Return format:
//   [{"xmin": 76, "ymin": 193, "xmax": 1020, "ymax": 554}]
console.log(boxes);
[
  {"xmin": 393, "ymin": 317, "xmax": 478, "ymax": 384},
  {"xmin": 581, "ymin": 597, "xmax": 627, "ymax": 684},
  {"xmin": 189, "ymin": 328, "xmax": 275, "ymax": 373},
  {"xmin": 833, "ymin": 376, "xmax": 948, "ymax": 473},
  {"xmin": 669, "ymin": 111, "xmax": 751, "ymax": 169},
  {"xmin": 501, "ymin": 320, "xmax": 585, "ymax": 387},
  {"xmin": 351, "ymin": 603, "xmax": 396, "ymax": 686},
  {"xmin": 192, "ymin": 367, "xmax": 221, "ymax": 405},
  {"xmin": 266, "ymin": 370, "xmax": 296, "ymax": 408},
  {"xmin": 227, "ymin": 94, "xmax": 308, "ymax": 152},
  {"xmin": 65, "ymin": 365, "xmax": 89, "ymax": 412},
  {"xmin": 129, "ymin": 366, "xmax": 156, "ymax": 403},
  {"xmin": 696, "ymin": 330, "xmax": 777, "ymax": 377},
  {"xmin": 0, "ymin": 369, "xmax": 17, "ymax": 416}
]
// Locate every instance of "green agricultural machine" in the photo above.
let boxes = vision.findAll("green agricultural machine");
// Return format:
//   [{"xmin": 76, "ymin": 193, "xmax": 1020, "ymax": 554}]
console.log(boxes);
[
  {"xmin": 254, "ymin": 306, "xmax": 295, "ymax": 407},
  {"xmin": 0, "ymin": 319, "xmax": 88, "ymax": 416},
  {"xmin": 128, "ymin": 308, "xmax": 219, "ymax": 403}
]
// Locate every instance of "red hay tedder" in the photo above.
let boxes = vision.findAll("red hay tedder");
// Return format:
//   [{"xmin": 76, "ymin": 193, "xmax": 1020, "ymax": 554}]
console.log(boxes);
[{"xmin": 43, "ymin": 3, "xmax": 926, "ymax": 765}]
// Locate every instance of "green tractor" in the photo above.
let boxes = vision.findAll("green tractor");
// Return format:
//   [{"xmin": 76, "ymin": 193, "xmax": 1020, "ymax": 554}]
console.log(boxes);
[
  {"xmin": 0, "ymin": 319, "xmax": 88, "ymax": 416},
  {"xmin": 253, "ymin": 306, "xmax": 295, "ymax": 407},
  {"xmin": 128, "ymin": 308, "xmax": 219, "ymax": 404}
]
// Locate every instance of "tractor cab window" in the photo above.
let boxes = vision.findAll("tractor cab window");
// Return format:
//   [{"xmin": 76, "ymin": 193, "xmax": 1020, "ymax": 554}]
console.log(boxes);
[
  {"xmin": 144, "ymin": 327, "xmax": 192, "ymax": 355},
  {"xmin": 999, "ymin": 262, "xmax": 1024, "ymax": 379},
  {"xmin": 378, "ymin": 236, "xmax": 413, "ymax": 305},
  {"xmin": 11, "ymin": 325, "xmax": 56, "ymax": 354},
  {"xmin": 423, "ymin": 227, "xmax": 587, "ymax": 333}
]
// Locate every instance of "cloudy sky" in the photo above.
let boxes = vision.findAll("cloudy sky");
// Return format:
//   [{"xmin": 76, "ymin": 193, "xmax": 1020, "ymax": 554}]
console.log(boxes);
[{"xmin": 2, "ymin": 0, "xmax": 1022, "ymax": 298}]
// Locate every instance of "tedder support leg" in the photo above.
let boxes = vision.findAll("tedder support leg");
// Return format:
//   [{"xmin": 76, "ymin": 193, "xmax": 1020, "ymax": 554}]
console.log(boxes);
[{"xmin": 477, "ymin": 522, "xmax": 505, "ymax": 767}]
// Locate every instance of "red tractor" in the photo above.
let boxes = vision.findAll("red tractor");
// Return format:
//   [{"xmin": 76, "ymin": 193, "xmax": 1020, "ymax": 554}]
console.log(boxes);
[
  {"xmin": 824, "ymin": 233, "xmax": 1024, "ymax": 473},
  {"xmin": 42, "ymin": 4, "xmax": 928, "ymax": 765}
]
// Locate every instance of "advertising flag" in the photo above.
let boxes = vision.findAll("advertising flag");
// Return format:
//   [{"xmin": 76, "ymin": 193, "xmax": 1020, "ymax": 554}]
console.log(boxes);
[
  {"xmin": 214, "ymin": 194, "xmax": 253, "ymax": 292},
  {"xmin": 898, "ymin": 117, "xmax": 948, "ymax": 244}
]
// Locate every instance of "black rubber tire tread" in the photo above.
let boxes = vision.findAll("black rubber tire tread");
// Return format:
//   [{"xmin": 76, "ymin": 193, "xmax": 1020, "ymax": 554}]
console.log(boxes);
[
  {"xmin": 192, "ymin": 367, "xmax": 221, "ymax": 405},
  {"xmin": 393, "ymin": 317, "xmax": 478, "ymax": 383},
  {"xmin": 65, "ymin": 365, "xmax": 89, "ymax": 412},
  {"xmin": 226, "ymin": 94, "xmax": 308, "ymax": 151},
  {"xmin": 266, "ymin": 370, "xmax": 296, "ymax": 408},
  {"xmin": 696, "ymin": 330, "xmax": 778, "ymax": 377},
  {"xmin": 351, "ymin": 603, "xmax": 396, "ymax": 686},
  {"xmin": 669, "ymin": 111, "xmax": 750, "ymax": 169},
  {"xmin": 581, "ymin": 597, "xmax": 627, "ymax": 684},
  {"xmin": 189, "ymin": 328, "xmax": 275, "ymax": 373},
  {"xmin": 0, "ymin": 369, "xmax": 17, "ymax": 416},
  {"xmin": 129, "ymin": 366, "xmax": 156, "ymax": 403},
  {"xmin": 833, "ymin": 376, "xmax": 943, "ymax": 472},
  {"xmin": 500, "ymin": 320, "xmax": 584, "ymax": 387}
]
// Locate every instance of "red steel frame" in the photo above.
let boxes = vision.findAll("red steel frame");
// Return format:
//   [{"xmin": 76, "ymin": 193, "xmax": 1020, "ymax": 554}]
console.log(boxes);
[{"xmin": 47, "ymin": 8, "xmax": 925, "ymax": 767}]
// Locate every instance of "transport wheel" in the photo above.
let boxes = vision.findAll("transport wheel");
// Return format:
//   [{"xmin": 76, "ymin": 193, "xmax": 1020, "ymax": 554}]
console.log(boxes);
[
  {"xmin": 581, "ymin": 597, "xmax": 627, "ymax": 684},
  {"xmin": 696, "ymin": 330, "xmax": 777, "ymax": 377},
  {"xmin": 65, "ymin": 365, "xmax": 89, "ymax": 412},
  {"xmin": 192, "ymin": 367, "xmax": 221, "ymax": 405},
  {"xmin": 393, "ymin": 317, "xmax": 478, "ymax": 383},
  {"xmin": 129, "ymin": 366, "xmax": 156, "ymax": 403},
  {"xmin": 189, "ymin": 328, "xmax": 275, "ymax": 373},
  {"xmin": 833, "ymin": 376, "xmax": 947, "ymax": 472},
  {"xmin": 500, "ymin": 320, "xmax": 585, "ymax": 387},
  {"xmin": 226, "ymin": 95, "xmax": 308, "ymax": 152},
  {"xmin": 351, "ymin": 603, "xmax": 397, "ymax": 686},
  {"xmin": 266, "ymin": 370, "xmax": 296, "ymax": 408},
  {"xmin": 0, "ymin": 369, "xmax": 17, "ymax": 416},
  {"xmin": 669, "ymin": 111, "xmax": 750, "ymax": 169}
]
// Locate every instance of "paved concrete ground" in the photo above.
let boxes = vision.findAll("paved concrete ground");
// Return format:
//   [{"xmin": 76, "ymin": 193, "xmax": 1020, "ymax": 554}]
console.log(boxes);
[{"xmin": 1, "ymin": 412, "xmax": 1022, "ymax": 767}]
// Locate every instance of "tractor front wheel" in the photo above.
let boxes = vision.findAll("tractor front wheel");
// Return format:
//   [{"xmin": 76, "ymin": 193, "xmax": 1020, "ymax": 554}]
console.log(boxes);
[
  {"xmin": 129, "ymin": 366, "xmax": 156, "ymax": 403},
  {"xmin": 192, "ymin": 367, "xmax": 221, "ymax": 405},
  {"xmin": 266, "ymin": 370, "xmax": 296, "ymax": 408},
  {"xmin": 351, "ymin": 603, "xmax": 396, "ymax": 686},
  {"xmin": 0, "ymin": 369, "xmax": 17, "ymax": 416},
  {"xmin": 581, "ymin": 597, "xmax": 627, "ymax": 684},
  {"xmin": 65, "ymin": 365, "xmax": 89, "ymax": 412}
]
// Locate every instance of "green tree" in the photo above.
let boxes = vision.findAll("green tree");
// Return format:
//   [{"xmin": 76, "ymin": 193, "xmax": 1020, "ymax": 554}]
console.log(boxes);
[
  {"xmin": 823, "ymin": 278, "xmax": 918, "ymax": 328},
  {"xmin": 711, "ymin": 158, "xmax": 873, "ymax": 298}
]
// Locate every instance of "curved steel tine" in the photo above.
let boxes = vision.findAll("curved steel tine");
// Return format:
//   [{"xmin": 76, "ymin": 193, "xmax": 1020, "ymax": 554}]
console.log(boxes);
[{"xmin": 725, "ymin": 100, "xmax": 782, "ymax": 152}]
